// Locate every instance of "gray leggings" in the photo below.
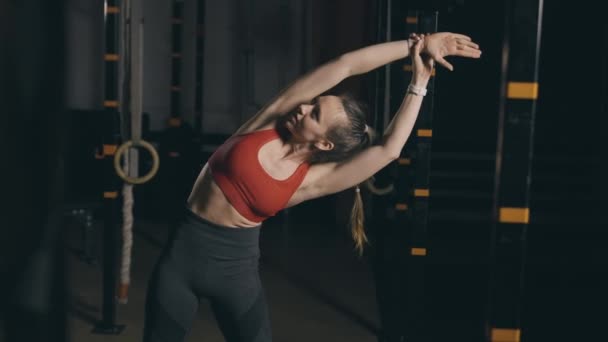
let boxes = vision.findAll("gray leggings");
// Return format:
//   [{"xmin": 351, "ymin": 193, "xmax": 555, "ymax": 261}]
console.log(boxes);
[{"xmin": 143, "ymin": 208, "xmax": 271, "ymax": 342}]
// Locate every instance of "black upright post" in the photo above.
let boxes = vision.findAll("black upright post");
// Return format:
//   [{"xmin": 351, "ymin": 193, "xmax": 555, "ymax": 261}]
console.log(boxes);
[
  {"xmin": 370, "ymin": 2, "xmax": 410, "ymax": 341},
  {"xmin": 194, "ymin": 0, "xmax": 206, "ymax": 136},
  {"xmin": 375, "ymin": 3, "xmax": 438, "ymax": 341},
  {"xmin": 486, "ymin": 1, "xmax": 544, "ymax": 341},
  {"xmin": 602, "ymin": 15, "xmax": 608, "ymax": 233},
  {"xmin": 93, "ymin": 0, "xmax": 125, "ymax": 334},
  {"xmin": 399, "ymin": 10, "xmax": 438, "ymax": 342},
  {"xmin": 170, "ymin": 0, "xmax": 184, "ymax": 125},
  {"xmin": 1, "ymin": 1, "xmax": 67, "ymax": 341},
  {"xmin": 161, "ymin": 0, "xmax": 187, "ymax": 223}
]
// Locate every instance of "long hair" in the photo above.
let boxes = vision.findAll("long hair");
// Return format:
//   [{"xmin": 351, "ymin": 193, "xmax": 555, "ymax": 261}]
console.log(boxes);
[
  {"xmin": 351, "ymin": 125, "xmax": 376, "ymax": 256},
  {"xmin": 308, "ymin": 94, "xmax": 375, "ymax": 255}
]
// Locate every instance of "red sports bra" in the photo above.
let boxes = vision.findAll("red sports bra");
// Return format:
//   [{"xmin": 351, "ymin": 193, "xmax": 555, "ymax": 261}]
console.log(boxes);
[{"xmin": 208, "ymin": 129, "xmax": 309, "ymax": 222}]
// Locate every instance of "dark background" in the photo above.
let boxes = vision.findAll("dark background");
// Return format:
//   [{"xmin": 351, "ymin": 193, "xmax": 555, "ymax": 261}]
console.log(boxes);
[{"xmin": 1, "ymin": 0, "xmax": 607, "ymax": 341}]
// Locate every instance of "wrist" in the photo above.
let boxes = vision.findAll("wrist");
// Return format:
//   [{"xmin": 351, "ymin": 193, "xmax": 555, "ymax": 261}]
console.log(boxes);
[
  {"xmin": 406, "ymin": 38, "xmax": 413, "ymax": 52},
  {"xmin": 410, "ymin": 78, "xmax": 429, "ymax": 88},
  {"xmin": 407, "ymin": 83, "xmax": 427, "ymax": 96}
]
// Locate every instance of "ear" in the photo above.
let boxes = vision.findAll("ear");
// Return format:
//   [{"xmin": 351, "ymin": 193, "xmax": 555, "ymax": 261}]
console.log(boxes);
[{"xmin": 313, "ymin": 139, "xmax": 334, "ymax": 151}]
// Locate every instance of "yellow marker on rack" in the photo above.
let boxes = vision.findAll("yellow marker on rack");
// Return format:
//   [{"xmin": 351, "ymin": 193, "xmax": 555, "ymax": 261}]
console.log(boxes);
[
  {"xmin": 499, "ymin": 207, "xmax": 530, "ymax": 224},
  {"xmin": 414, "ymin": 189, "xmax": 430, "ymax": 197},
  {"xmin": 104, "ymin": 100, "xmax": 119, "ymax": 108},
  {"xmin": 411, "ymin": 248, "xmax": 427, "ymax": 256},
  {"xmin": 104, "ymin": 54, "xmax": 119, "ymax": 61},
  {"xmin": 104, "ymin": 191, "xmax": 118, "ymax": 199},
  {"xmin": 395, "ymin": 203, "xmax": 408, "ymax": 211},
  {"xmin": 398, "ymin": 158, "xmax": 411, "ymax": 165},
  {"xmin": 507, "ymin": 82, "xmax": 538, "ymax": 100},
  {"xmin": 417, "ymin": 129, "xmax": 432, "ymax": 137},
  {"xmin": 491, "ymin": 328, "xmax": 521, "ymax": 342},
  {"xmin": 103, "ymin": 144, "xmax": 118, "ymax": 156}
]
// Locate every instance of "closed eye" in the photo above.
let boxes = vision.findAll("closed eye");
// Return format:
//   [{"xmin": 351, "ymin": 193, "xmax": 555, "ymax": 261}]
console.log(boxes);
[
  {"xmin": 312, "ymin": 105, "xmax": 320, "ymax": 121},
  {"xmin": 310, "ymin": 97, "xmax": 321, "ymax": 122}
]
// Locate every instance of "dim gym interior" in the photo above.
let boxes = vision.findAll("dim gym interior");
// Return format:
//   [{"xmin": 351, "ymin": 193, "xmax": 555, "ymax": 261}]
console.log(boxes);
[{"xmin": 1, "ymin": 0, "xmax": 606, "ymax": 341}]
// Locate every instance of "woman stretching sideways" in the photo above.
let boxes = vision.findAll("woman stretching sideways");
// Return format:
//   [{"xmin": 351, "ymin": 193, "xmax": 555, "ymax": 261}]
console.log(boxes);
[{"xmin": 143, "ymin": 32, "xmax": 481, "ymax": 342}]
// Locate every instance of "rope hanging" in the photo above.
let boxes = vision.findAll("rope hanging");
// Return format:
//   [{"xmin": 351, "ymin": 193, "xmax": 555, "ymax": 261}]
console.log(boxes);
[
  {"xmin": 118, "ymin": 168, "xmax": 134, "ymax": 304},
  {"xmin": 364, "ymin": 176, "xmax": 394, "ymax": 195},
  {"xmin": 115, "ymin": 0, "xmax": 159, "ymax": 304},
  {"xmin": 116, "ymin": 0, "xmax": 134, "ymax": 304}
]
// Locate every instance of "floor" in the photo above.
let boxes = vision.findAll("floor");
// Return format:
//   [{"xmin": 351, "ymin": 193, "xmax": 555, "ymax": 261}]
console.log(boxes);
[{"xmin": 64, "ymin": 207, "xmax": 381, "ymax": 342}]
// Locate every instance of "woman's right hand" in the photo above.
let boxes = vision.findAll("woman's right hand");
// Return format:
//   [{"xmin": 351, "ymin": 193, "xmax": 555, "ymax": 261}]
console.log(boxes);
[
  {"xmin": 422, "ymin": 32, "xmax": 481, "ymax": 71},
  {"xmin": 410, "ymin": 34, "xmax": 434, "ymax": 87}
]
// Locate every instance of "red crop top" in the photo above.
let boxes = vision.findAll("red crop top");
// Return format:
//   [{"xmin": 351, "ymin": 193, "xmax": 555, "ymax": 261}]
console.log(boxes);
[{"xmin": 208, "ymin": 129, "xmax": 309, "ymax": 222}]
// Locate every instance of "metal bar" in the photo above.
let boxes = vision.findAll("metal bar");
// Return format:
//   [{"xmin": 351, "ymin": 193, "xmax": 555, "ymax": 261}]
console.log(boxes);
[
  {"xmin": 486, "ymin": 0, "xmax": 544, "ymax": 340},
  {"xmin": 93, "ymin": 0, "xmax": 125, "ymax": 334},
  {"xmin": 194, "ymin": 0, "xmax": 206, "ymax": 134}
]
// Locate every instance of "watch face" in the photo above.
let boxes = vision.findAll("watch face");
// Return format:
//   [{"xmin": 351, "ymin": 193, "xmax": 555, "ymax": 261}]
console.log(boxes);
[{"xmin": 407, "ymin": 84, "xmax": 426, "ymax": 96}]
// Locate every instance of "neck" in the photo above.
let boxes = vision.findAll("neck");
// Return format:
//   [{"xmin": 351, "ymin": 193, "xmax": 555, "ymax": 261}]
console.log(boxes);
[
  {"xmin": 275, "ymin": 122, "xmax": 313, "ymax": 164},
  {"xmin": 281, "ymin": 141, "xmax": 312, "ymax": 164}
]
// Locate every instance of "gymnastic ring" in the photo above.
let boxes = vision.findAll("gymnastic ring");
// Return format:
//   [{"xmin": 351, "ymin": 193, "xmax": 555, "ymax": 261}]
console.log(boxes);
[
  {"xmin": 364, "ymin": 176, "xmax": 394, "ymax": 196},
  {"xmin": 113, "ymin": 140, "xmax": 160, "ymax": 185}
]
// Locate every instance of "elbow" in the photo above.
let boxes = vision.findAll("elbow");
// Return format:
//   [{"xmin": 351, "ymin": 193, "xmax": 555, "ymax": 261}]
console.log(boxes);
[
  {"xmin": 388, "ymin": 152, "xmax": 400, "ymax": 162},
  {"xmin": 379, "ymin": 138, "xmax": 401, "ymax": 161},
  {"xmin": 336, "ymin": 54, "xmax": 354, "ymax": 77},
  {"xmin": 383, "ymin": 147, "xmax": 401, "ymax": 162}
]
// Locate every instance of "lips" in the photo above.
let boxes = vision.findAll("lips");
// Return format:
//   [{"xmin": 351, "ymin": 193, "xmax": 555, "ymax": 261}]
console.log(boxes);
[{"xmin": 284, "ymin": 116, "xmax": 296, "ymax": 133}]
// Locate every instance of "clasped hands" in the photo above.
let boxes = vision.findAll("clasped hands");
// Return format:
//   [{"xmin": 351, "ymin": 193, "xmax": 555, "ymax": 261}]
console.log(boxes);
[
  {"xmin": 410, "ymin": 32, "xmax": 482, "ymax": 84},
  {"xmin": 416, "ymin": 32, "xmax": 482, "ymax": 71}
]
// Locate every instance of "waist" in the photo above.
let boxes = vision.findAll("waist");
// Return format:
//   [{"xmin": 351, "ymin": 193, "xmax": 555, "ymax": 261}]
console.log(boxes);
[
  {"xmin": 175, "ymin": 207, "xmax": 262, "ymax": 260},
  {"xmin": 187, "ymin": 165, "xmax": 265, "ymax": 227}
]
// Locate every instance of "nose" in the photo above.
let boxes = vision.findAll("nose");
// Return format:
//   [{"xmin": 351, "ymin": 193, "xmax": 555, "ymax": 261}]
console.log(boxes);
[{"xmin": 298, "ymin": 103, "xmax": 312, "ymax": 116}]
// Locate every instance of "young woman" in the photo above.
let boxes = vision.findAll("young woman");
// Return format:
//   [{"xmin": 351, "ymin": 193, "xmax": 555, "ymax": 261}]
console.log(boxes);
[{"xmin": 143, "ymin": 33, "xmax": 481, "ymax": 342}]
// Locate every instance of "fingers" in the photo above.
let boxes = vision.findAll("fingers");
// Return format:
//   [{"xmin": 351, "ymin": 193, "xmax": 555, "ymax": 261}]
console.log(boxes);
[
  {"xmin": 416, "ymin": 32, "xmax": 480, "ymax": 50},
  {"xmin": 413, "ymin": 35, "xmax": 424, "ymax": 55},
  {"xmin": 452, "ymin": 33, "xmax": 472, "ymax": 41},
  {"xmin": 459, "ymin": 40, "xmax": 480, "ymax": 50},
  {"xmin": 453, "ymin": 36, "xmax": 482, "ymax": 58},
  {"xmin": 435, "ymin": 56, "xmax": 453, "ymax": 71},
  {"xmin": 456, "ymin": 46, "xmax": 482, "ymax": 58},
  {"xmin": 410, "ymin": 32, "xmax": 423, "ymax": 41},
  {"xmin": 409, "ymin": 33, "xmax": 424, "ymax": 54},
  {"xmin": 411, "ymin": 31, "xmax": 480, "ymax": 63}
]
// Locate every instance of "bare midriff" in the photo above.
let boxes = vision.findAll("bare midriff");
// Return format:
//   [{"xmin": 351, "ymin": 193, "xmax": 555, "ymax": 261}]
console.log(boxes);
[{"xmin": 186, "ymin": 163, "xmax": 262, "ymax": 228}]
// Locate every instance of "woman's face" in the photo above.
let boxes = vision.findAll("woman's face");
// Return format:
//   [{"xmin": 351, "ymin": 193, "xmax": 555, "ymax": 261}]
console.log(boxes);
[{"xmin": 285, "ymin": 95, "xmax": 346, "ymax": 149}]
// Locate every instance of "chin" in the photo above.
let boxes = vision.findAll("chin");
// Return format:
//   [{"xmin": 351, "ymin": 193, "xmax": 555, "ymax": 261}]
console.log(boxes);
[
  {"xmin": 286, "ymin": 125, "xmax": 304, "ymax": 142},
  {"xmin": 285, "ymin": 118, "xmax": 297, "ymax": 134},
  {"xmin": 283, "ymin": 121, "xmax": 292, "ymax": 133},
  {"xmin": 275, "ymin": 117, "xmax": 295, "ymax": 141}
]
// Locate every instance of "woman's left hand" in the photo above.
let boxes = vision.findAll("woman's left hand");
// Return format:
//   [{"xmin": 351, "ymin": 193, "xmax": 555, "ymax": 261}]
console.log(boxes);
[
  {"xmin": 421, "ymin": 32, "xmax": 481, "ymax": 71},
  {"xmin": 410, "ymin": 34, "xmax": 435, "ymax": 86}
]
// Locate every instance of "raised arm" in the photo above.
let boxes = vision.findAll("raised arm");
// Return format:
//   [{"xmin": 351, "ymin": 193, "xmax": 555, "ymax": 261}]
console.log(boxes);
[
  {"xmin": 291, "ymin": 35, "xmax": 437, "ymax": 204},
  {"xmin": 235, "ymin": 33, "xmax": 480, "ymax": 135}
]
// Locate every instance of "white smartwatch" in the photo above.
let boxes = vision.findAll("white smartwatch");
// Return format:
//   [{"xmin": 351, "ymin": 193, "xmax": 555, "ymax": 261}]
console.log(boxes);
[{"xmin": 407, "ymin": 84, "xmax": 427, "ymax": 96}]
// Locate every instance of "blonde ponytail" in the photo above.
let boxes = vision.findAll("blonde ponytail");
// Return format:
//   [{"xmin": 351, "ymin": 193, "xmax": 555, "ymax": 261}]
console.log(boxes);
[{"xmin": 350, "ymin": 185, "xmax": 368, "ymax": 256}]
